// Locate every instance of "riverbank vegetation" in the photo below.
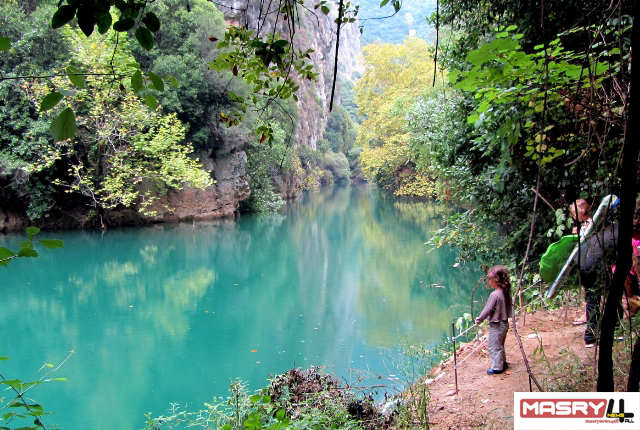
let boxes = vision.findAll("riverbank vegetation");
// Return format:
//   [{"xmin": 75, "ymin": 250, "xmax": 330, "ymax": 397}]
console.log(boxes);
[
  {"xmin": 1, "ymin": 0, "xmax": 361, "ymax": 227},
  {"xmin": 358, "ymin": 1, "xmax": 635, "ymax": 270}
]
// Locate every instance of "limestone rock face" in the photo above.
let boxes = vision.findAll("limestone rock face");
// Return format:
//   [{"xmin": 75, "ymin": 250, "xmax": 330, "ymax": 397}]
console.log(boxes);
[
  {"xmin": 216, "ymin": 1, "xmax": 363, "ymax": 150},
  {"xmin": 148, "ymin": 3, "xmax": 363, "ymax": 221},
  {"xmin": 0, "ymin": 209, "xmax": 27, "ymax": 233},
  {"xmin": 155, "ymin": 150, "xmax": 250, "ymax": 221},
  {"xmin": 143, "ymin": 129, "xmax": 251, "ymax": 223}
]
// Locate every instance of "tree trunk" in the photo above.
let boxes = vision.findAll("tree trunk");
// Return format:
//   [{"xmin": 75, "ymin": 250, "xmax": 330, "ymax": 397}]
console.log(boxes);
[{"xmin": 596, "ymin": 1, "xmax": 639, "ymax": 392}]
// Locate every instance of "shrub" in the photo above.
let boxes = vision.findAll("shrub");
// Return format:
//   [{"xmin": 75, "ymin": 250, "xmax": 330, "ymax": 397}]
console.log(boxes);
[{"xmin": 321, "ymin": 151, "xmax": 350, "ymax": 183}]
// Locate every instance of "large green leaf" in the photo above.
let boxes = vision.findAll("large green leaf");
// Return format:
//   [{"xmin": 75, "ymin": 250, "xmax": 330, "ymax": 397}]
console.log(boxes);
[
  {"xmin": 58, "ymin": 88, "xmax": 76, "ymax": 97},
  {"xmin": 26, "ymin": 226, "xmax": 40, "ymax": 239},
  {"xmin": 147, "ymin": 71, "xmax": 164, "ymax": 91},
  {"xmin": 131, "ymin": 70, "xmax": 143, "ymax": 92},
  {"xmin": 96, "ymin": 12, "xmax": 112, "ymax": 34},
  {"xmin": 39, "ymin": 92, "xmax": 63, "ymax": 112},
  {"xmin": 51, "ymin": 5, "xmax": 77, "ymax": 29},
  {"xmin": 135, "ymin": 27, "xmax": 154, "ymax": 51},
  {"xmin": 39, "ymin": 239, "xmax": 65, "ymax": 249},
  {"xmin": 0, "ymin": 37, "xmax": 10, "ymax": 52},
  {"xmin": 17, "ymin": 248, "xmax": 38, "ymax": 258},
  {"xmin": 0, "ymin": 247, "xmax": 17, "ymax": 260},
  {"xmin": 145, "ymin": 93, "xmax": 157, "ymax": 110},
  {"xmin": 272, "ymin": 39, "xmax": 289, "ymax": 49},
  {"xmin": 142, "ymin": 12, "xmax": 161, "ymax": 32},
  {"xmin": 123, "ymin": 7, "xmax": 140, "ymax": 19},
  {"xmin": 1, "ymin": 380, "xmax": 22, "ymax": 390},
  {"xmin": 76, "ymin": 6, "xmax": 95, "ymax": 37},
  {"xmin": 66, "ymin": 66, "xmax": 85, "ymax": 89},
  {"xmin": 113, "ymin": 18, "xmax": 135, "ymax": 32},
  {"xmin": 50, "ymin": 107, "xmax": 77, "ymax": 142}
]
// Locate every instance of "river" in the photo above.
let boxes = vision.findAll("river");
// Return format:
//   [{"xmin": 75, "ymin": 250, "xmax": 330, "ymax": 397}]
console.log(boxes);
[{"xmin": 0, "ymin": 184, "xmax": 484, "ymax": 429}]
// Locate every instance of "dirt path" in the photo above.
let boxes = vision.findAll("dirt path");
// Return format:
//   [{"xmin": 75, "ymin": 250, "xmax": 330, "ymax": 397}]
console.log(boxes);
[{"xmin": 423, "ymin": 306, "xmax": 595, "ymax": 429}]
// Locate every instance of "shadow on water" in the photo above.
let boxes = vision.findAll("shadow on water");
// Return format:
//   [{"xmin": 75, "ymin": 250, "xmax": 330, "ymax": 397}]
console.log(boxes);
[{"xmin": 0, "ymin": 183, "xmax": 486, "ymax": 428}]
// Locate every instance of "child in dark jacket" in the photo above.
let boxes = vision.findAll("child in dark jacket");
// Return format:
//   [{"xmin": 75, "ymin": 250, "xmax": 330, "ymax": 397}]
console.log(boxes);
[{"xmin": 475, "ymin": 265, "xmax": 514, "ymax": 375}]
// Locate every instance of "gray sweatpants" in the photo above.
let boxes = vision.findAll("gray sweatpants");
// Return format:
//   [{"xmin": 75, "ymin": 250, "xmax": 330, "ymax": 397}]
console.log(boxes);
[{"xmin": 488, "ymin": 320, "xmax": 509, "ymax": 371}]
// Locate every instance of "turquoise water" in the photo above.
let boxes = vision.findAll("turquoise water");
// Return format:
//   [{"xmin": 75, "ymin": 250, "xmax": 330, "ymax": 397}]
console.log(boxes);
[{"xmin": 0, "ymin": 184, "xmax": 483, "ymax": 429}]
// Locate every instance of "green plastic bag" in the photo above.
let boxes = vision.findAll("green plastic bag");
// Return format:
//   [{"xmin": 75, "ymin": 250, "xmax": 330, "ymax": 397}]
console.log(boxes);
[{"xmin": 539, "ymin": 234, "xmax": 579, "ymax": 283}]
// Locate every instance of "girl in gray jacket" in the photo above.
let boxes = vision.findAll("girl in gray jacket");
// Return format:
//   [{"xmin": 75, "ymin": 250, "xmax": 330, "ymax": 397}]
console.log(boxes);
[{"xmin": 475, "ymin": 265, "xmax": 514, "ymax": 375}]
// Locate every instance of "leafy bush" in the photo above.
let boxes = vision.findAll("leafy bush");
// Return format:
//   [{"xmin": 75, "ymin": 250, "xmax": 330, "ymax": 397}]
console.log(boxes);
[
  {"xmin": 426, "ymin": 211, "xmax": 510, "ymax": 266},
  {"xmin": 315, "ymin": 138, "xmax": 330, "ymax": 154},
  {"xmin": 297, "ymin": 145, "xmax": 322, "ymax": 167},
  {"xmin": 242, "ymin": 141, "xmax": 288, "ymax": 213},
  {"xmin": 144, "ymin": 368, "xmax": 388, "ymax": 429},
  {"xmin": 241, "ymin": 118, "xmax": 298, "ymax": 212},
  {"xmin": 394, "ymin": 170, "xmax": 436, "ymax": 197},
  {"xmin": 0, "ymin": 353, "xmax": 71, "ymax": 429},
  {"xmin": 321, "ymin": 151, "xmax": 350, "ymax": 183},
  {"xmin": 320, "ymin": 169, "xmax": 334, "ymax": 185}
]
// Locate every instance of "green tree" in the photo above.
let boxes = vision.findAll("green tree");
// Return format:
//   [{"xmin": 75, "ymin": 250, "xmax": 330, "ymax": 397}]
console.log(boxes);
[
  {"xmin": 322, "ymin": 105, "xmax": 357, "ymax": 154},
  {"xmin": 416, "ymin": 17, "xmax": 631, "ymax": 264},
  {"xmin": 424, "ymin": 0, "xmax": 637, "ymax": 391},
  {"xmin": 321, "ymin": 150, "xmax": 350, "ymax": 183},
  {"xmin": 20, "ymin": 24, "xmax": 213, "ymax": 218},
  {"xmin": 355, "ymin": 37, "xmax": 438, "ymax": 196},
  {"xmin": 0, "ymin": 2, "xmax": 70, "ymax": 75},
  {"xmin": 131, "ymin": 0, "xmax": 232, "ymax": 150}
]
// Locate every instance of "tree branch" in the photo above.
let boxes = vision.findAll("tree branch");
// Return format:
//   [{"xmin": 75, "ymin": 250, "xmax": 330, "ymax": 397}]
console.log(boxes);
[{"xmin": 329, "ymin": 0, "xmax": 344, "ymax": 112}]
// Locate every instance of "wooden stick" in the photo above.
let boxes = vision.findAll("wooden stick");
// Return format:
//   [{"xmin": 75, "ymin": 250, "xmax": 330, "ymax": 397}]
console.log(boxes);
[
  {"xmin": 452, "ymin": 322, "xmax": 458, "ymax": 394},
  {"xmin": 530, "ymin": 187, "xmax": 555, "ymax": 211}
]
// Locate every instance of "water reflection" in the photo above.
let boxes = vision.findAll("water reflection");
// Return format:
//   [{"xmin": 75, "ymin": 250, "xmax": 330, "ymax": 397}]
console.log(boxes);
[{"xmin": 0, "ymin": 184, "xmax": 483, "ymax": 429}]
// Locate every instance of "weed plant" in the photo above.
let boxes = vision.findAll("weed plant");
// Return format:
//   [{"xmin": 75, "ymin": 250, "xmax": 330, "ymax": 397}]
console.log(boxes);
[{"xmin": 144, "ymin": 368, "xmax": 388, "ymax": 429}]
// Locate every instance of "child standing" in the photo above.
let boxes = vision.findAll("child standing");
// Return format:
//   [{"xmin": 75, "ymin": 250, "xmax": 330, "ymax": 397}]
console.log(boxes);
[
  {"xmin": 475, "ymin": 265, "xmax": 514, "ymax": 375},
  {"xmin": 569, "ymin": 199, "xmax": 593, "ymax": 327}
]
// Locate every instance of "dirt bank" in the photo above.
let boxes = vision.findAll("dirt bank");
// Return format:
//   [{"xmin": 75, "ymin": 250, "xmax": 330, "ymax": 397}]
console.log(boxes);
[{"xmin": 423, "ymin": 306, "xmax": 597, "ymax": 429}]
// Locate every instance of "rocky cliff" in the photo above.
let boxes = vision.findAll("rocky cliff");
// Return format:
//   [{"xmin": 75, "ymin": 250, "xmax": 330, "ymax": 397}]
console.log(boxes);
[
  {"xmin": 218, "ymin": 0, "xmax": 363, "ymax": 150},
  {"xmin": 154, "ymin": 2, "xmax": 363, "ymax": 221}
]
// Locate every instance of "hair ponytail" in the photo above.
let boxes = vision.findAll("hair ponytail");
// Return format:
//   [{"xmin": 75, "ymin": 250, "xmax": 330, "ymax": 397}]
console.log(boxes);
[{"xmin": 488, "ymin": 265, "xmax": 512, "ymax": 303}]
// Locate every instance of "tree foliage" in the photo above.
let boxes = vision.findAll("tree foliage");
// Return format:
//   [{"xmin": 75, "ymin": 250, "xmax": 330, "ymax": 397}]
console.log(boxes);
[
  {"xmin": 131, "ymin": 0, "xmax": 231, "ymax": 150},
  {"xmin": 354, "ymin": 37, "xmax": 439, "ymax": 196},
  {"xmin": 322, "ymin": 105, "xmax": 357, "ymax": 153},
  {"xmin": 416, "ymin": 0, "xmax": 637, "ymax": 390},
  {"xmin": 412, "ymin": 2, "xmax": 633, "ymax": 266},
  {"xmin": 2, "ymin": 13, "xmax": 213, "ymax": 220}
]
